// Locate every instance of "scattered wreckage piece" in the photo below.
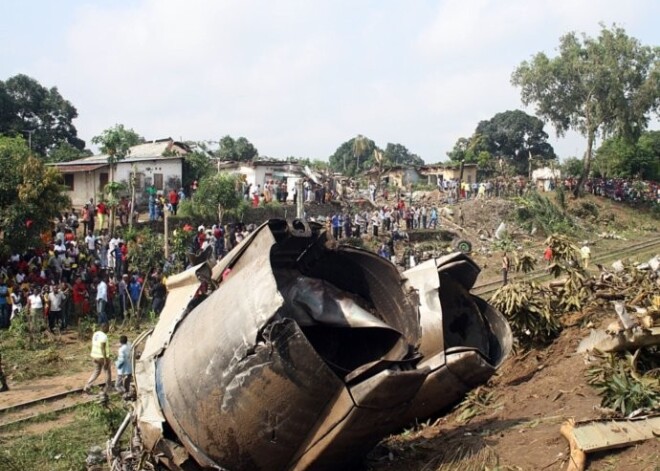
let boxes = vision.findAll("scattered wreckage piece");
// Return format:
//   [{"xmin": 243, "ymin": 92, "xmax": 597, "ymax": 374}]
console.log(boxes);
[
  {"xmin": 560, "ymin": 416, "xmax": 660, "ymax": 471},
  {"xmin": 577, "ymin": 327, "xmax": 660, "ymax": 354},
  {"xmin": 122, "ymin": 219, "xmax": 511, "ymax": 471}
]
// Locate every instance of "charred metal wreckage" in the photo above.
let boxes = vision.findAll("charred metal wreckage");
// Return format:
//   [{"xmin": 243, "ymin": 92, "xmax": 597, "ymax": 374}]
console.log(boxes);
[{"xmin": 110, "ymin": 219, "xmax": 512, "ymax": 471}]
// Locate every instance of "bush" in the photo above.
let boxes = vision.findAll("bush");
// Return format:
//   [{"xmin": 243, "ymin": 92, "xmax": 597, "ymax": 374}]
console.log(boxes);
[
  {"xmin": 586, "ymin": 349, "xmax": 660, "ymax": 416},
  {"xmin": 489, "ymin": 281, "xmax": 561, "ymax": 348},
  {"xmin": 569, "ymin": 201, "xmax": 599, "ymax": 219},
  {"xmin": 514, "ymin": 192, "xmax": 577, "ymax": 236}
]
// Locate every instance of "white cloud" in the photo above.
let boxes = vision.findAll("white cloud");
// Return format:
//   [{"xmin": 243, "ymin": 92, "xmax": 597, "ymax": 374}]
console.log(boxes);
[{"xmin": 17, "ymin": 0, "xmax": 658, "ymax": 162}]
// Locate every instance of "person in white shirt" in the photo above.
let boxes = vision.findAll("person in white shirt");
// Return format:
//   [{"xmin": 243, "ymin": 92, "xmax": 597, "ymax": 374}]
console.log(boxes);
[
  {"xmin": 115, "ymin": 335, "xmax": 133, "ymax": 394},
  {"xmin": 85, "ymin": 231, "xmax": 97, "ymax": 260},
  {"xmin": 10, "ymin": 284, "xmax": 22, "ymax": 320},
  {"xmin": 47, "ymin": 285, "xmax": 65, "ymax": 332},
  {"xmin": 96, "ymin": 277, "xmax": 108, "ymax": 325},
  {"xmin": 27, "ymin": 288, "xmax": 44, "ymax": 332}
]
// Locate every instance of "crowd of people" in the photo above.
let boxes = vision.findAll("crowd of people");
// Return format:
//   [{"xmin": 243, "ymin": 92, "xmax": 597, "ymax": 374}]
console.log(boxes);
[
  {"xmin": 0, "ymin": 214, "xmax": 170, "ymax": 336},
  {"xmin": 584, "ymin": 178, "xmax": 660, "ymax": 203}
]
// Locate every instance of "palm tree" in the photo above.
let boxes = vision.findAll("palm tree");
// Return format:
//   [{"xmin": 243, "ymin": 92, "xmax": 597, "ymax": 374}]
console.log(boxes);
[{"xmin": 352, "ymin": 134, "xmax": 369, "ymax": 174}]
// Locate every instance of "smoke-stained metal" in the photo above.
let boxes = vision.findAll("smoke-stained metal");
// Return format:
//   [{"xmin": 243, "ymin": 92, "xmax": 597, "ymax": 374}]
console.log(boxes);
[{"xmin": 131, "ymin": 219, "xmax": 512, "ymax": 471}]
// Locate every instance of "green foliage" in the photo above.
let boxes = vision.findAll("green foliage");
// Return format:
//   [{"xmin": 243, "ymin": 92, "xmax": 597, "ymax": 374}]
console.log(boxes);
[
  {"xmin": 193, "ymin": 172, "xmax": 242, "ymax": 223},
  {"xmin": 561, "ymin": 157, "xmax": 584, "ymax": 178},
  {"xmin": 484, "ymin": 110, "xmax": 555, "ymax": 174},
  {"xmin": 568, "ymin": 201, "xmax": 599, "ymax": 220},
  {"xmin": 455, "ymin": 386, "xmax": 501, "ymax": 424},
  {"xmin": 514, "ymin": 252, "xmax": 536, "ymax": 273},
  {"xmin": 216, "ymin": 135, "xmax": 258, "ymax": 162},
  {"xmin": 47, "ymin": 141, "xmax": 91, "ymax": 162},
  {"xmin": 382, "ymin": 142, "xmax": 424, "ymax": 167},
  {"xmin": 0, "ymin": 399, "xmax": 127, "ymax": 471},
  {"xmin": 514, "ymin": 192, "xmax": 576, "ymax": 236},
  {"xmin": 0, "ymin": 74, "xmax": 85, "ymax": 156},
  {"xmin": 127, "ymin": 229, "xmax": 165, "ymax": 277},
  {"xmin": 544, "ymin": 234, "xmax": 581, "ymax": 275},
  {"xmin": 0, "ymin": 136, "xmax": 71, "ymax": 254},
  {"xmin": 182, "ymin": 149, "xmax": 213, "ymax": 189},
  {"xmin": 490, "ymin": 281, "xmax": 561, "ymax": 348},
  {"xmin": 83, "ymin": 398, "xmax": 128, "ymax": 434},
  {"xmin": 595, "ymin": 131, "xmax": 660, "ymax": 180},
  {"xmin": 555, "ymin": 184, "xmax": 567, "ymax": 210},
  {"xmin": 91, "ymin": 124, "xmax": 142, "ymax": 167},
  {"xmin": 447, "ymin": 135, "xmax": 488, "ymax": 164},
  {"xmin": 512, "ymin": 25, "xmax": 660, "ymax": 192},
  {"xmin": 329, "ymin": 136, "xmax": 379, "ymax": 176},
  {"xmin": 170, "ymin": 227, "xmax": 193, "ymax": 272},
  {"xmin": 586, "ymin": 349, "xmax": 660, "ymax": 416}
]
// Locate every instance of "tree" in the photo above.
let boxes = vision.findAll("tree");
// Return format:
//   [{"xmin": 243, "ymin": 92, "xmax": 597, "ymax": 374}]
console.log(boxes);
[
  {"xmin": 216, "ymin": 135, "xmax": 258, "ymax": 162},
  {"xmin": 47, "ymin": 141, "xmax": 92, "ymax": 162},
  {"xmin": 447, "ymin": 111, "xmax": 556, "ymax": 176},
  {"xmin": 512, "ymin": 25, "xmax": 660, "ymax": 196},
  {"xmin": 329, "ymin": 136, "xmax": 378, "ymax": 176},
  {"xmin": 635, "ymin": 131, "xmax": 660, "ymax": 180},
  {"xmin": 91, "ymin": 125, "xmax": 143, "ymax": 232},
  {"xmin": 91, "ymin": 124, "xmax": 142, "ymax": 183},
  {"xmin": 0, "ymin": 74, "xmax": 85, "ymax": 156},
  {"xmin": 193, "ymin": 173, "xmax": 241, "ymax": 224},
  {"xmin": 0, "ymin": 136, "xmax": 71, "ymax": 254},
  {"xmin": 595, "ymin": 131, "xmax": 660, "ymax": 180},
  {"xmin": 382, "ymin": 143, "xmax": 424, "ymax": 167},
  {"xmin": 182, "ymin": 149, "xmax": 213, "ymax": 190},
  {"xmin": 475, "ymin": 110, "xmax": 556, "ymax": 175},
  {"xmin": 126, "ymin": 228, "xmax": 165, "ymax": 318},
  {"xmin": 561, "ymin": 157, "xmax": 584, "ymax": 178}
]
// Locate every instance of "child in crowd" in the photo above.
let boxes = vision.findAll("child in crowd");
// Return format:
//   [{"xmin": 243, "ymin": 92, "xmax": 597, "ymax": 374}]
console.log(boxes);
[{"xmin": 115, "ymin": 335, "xmax": 132, "ymax": 396}]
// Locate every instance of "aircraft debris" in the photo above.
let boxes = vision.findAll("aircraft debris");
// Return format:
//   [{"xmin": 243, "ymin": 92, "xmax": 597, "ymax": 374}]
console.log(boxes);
[{"xmin": 110, "ymin": 219, "xmax": 512, "ymax": 471}]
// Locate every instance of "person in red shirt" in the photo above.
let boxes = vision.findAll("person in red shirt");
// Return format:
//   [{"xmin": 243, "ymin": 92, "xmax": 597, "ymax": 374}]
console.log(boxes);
[
  {"xmin": 168, "ymin": 189, "xmax": 179, "ymax": 215},
  {"xmin": 72, "ymin": 277, "xmax": 88, "ymax": 325},
  {"xmin": 97, "ymin": 202, "xmax": 106, "ymax": 230}
]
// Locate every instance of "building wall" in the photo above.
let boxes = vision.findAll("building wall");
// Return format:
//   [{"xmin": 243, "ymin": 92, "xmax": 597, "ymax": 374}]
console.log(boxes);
[
  {"xmin": 114, "ymin": 159, "xmax": 182, "ymax": 193},
  {"xmin": 62, "ymin": 159, "xmax": 182, "ymax": 208},
  {"xmin": 65, "ymin": 172, "xmax": 101, "ymax": 208}
]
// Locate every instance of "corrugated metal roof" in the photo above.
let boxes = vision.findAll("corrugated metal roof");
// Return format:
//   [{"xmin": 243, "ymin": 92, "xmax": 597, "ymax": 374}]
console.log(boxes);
[
  {"xmin": 53, "ymin": 163, "xmax": 108, "ymax": 173},
  {"xmin": 54, "ymin": 139, "xmax": 188, "ymax": 166}
]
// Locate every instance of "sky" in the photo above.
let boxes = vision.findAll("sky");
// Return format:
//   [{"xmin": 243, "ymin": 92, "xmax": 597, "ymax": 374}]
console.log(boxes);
[{"xmin": 1, "ymin": 0, "xmax": 658, "ymax": 163}]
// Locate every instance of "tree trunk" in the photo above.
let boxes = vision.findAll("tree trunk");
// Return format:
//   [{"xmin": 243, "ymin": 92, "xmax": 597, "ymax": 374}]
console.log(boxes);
[
  {"xmin": 574, "ymin": 128, "xmax": 595, "ymax": 198},
  {"xmin": 129, "ymin": 167, "xmax": 136, "ymax": 230},
  {"xmin": 218, "ymin": 204, "xmax": 224, "ymax": 227},
  {"xmin": 109, "ymin": 164, "xmax": 116, "ymax": 235}
]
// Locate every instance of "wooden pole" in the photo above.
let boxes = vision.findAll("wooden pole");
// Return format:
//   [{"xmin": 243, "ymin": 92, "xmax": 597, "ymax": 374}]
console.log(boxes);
[{"xmin": 164, "ymin": 211, "xmax": 169, "ymax": 259}]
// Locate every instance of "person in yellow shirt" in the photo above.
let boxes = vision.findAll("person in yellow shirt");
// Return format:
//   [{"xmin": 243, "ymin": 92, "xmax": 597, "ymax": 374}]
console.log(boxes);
[{"xmin": 83, "ymin": 323, "xmax": 112, "ymax": 393}]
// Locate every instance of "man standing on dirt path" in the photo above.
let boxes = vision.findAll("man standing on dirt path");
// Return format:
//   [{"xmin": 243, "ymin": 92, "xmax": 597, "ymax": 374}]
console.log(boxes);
[
  {"xmin": 0, "ymin": 353, "xmax": 9, "ymax": 392},
  {"xmin": 83, "ymin": 323, "xmax": 112, "ymax": 394},
  {"xmin": 502, "ymin": 252, "xmax": 511, "ymax": 286}
]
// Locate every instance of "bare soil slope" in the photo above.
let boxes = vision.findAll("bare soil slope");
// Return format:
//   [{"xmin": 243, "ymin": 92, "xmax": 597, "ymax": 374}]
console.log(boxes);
[{"xmin": 370, "ymin": 312, "xmax": 659, "ymax": 471}]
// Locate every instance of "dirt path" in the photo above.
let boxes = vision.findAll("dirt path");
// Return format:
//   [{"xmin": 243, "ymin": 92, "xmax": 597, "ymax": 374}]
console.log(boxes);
[
  {"xmin": 0, "ymin": 369, "xmax": 109, "ymax": 430},
  {"xmin": 0, "ymin": 370, "xmax": 92, "ymax": 411}
]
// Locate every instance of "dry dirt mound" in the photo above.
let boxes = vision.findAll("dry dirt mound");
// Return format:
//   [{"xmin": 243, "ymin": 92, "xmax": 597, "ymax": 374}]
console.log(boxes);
[{"xmin": 369, "ymin": 314, "xmax": 660, "ymax": 471}]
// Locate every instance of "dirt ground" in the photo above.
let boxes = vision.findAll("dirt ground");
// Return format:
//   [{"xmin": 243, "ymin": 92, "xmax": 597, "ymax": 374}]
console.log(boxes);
[{"xmin": 371, "ymin": 315, "xmax": 660, "ymax": 471}]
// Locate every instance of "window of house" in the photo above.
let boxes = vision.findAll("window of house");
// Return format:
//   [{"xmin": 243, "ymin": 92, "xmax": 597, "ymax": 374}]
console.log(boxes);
[
  {"xmin": 154, "ymin": 173, "xmax": 163, "ymax": 190},
  {"xmin": 63, "ymin": 173, "xmax": 74, "ymax": 191},
  {"xmin": 100, "ymin": 172, "xmax": 109, "ymax": 189}
]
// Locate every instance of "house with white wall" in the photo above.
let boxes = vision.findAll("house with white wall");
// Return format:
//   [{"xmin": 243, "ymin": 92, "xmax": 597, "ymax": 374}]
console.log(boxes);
[
  {"xmin": 215, "ymin": 159, "xmax": 307, "ymax": 200},
  {"xmin": 51, "ymin": 138, "xmax": 189, "ymax": 207}
]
